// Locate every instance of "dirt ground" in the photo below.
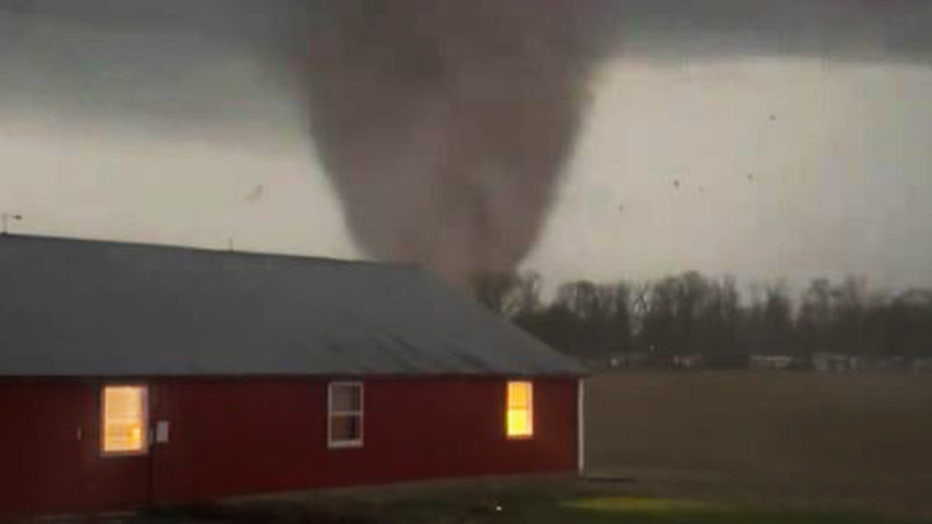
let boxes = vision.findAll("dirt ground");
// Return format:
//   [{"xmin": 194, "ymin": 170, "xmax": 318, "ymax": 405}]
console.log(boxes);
[{"xmin": 583, "ymin": 370, "xmax": 932, "ymax": 517}]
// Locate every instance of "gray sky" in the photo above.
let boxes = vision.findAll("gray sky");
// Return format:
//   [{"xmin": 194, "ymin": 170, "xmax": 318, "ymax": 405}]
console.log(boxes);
[
  {"xmin": 1, "ymin": 0, "xmax": 930, "ymax": 293},
  {"xmin": 529, "ymin": 58, "xmax": 932, "ymax": 291}
]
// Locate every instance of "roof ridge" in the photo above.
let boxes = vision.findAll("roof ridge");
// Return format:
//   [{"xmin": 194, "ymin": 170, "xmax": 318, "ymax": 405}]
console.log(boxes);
[{"xmin": 0, "ymin": 232, "xmax": 415, "ymax": 271}]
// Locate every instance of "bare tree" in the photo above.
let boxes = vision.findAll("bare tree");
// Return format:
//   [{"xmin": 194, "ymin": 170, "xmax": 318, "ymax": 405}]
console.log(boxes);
[
  {"xmin": 486, "ymin": 271, "xmax": 931, "ymax": 365},
  {"xmin": 798, "ymin": 278, "xmax": 834, "ymax": 354},
  {"xmin": 469, "ymin": 271, "xmax": 541, "ymax": 317}
]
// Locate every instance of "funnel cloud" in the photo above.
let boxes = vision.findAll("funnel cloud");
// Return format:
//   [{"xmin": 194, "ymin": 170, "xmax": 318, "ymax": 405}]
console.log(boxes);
[{"xmin": 305, "ymin": 1, "xmax": 615, "ymax": 282}]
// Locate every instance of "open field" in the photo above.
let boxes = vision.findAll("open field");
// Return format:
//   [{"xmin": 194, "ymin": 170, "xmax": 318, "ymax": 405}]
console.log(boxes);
[{"xmin": 584, "ymin": 370, "xmax": 932, "ymax": 516}]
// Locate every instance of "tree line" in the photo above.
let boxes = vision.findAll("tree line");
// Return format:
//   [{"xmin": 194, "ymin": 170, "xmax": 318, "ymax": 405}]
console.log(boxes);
[{"xmin": 471, "ymin": 271, "xmax": 932, "ymax": 361}]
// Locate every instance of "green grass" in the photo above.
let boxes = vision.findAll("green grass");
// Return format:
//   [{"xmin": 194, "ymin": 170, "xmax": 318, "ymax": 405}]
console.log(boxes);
[{"xmin": 372, "ymin": 495, "xmax": 932, "ymax": 524}]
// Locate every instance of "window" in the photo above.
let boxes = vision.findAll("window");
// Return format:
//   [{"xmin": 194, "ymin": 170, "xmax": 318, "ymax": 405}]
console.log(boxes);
[
  {"xmin": 328, "ymin": 382, "xmax": 363, "ymax": 448},
  {"xmin": 506, "ymin": 381, "xmax": 533, "ymax": 438},
  {"xmin": 101, "ymin": 385, "xmax": 148, "ymax": 455}
]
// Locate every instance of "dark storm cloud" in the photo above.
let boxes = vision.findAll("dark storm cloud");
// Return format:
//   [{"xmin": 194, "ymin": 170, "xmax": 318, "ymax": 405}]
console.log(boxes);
[
  {"xmin": 604, "ymin": 0, "xmax": 932, "ymax": 64},
  {"xmin": 3, "ymin": 0, "xmax": 931, "ymax": 280},
  {"xmin": 2, "ymin": 0, "xmax": 930, "ymax": 129},
  {"xmin": 0, "ymin": 0, "xmax": 312, "ymax": 136}
]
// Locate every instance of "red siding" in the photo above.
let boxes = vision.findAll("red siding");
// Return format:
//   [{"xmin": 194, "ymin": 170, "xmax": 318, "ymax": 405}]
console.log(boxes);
[
  {"xmin": 0, "ymin": 382, "xmax": 150, "ymax": 516},
  {"xmin": 1, "ymin": 377, "xmax": 578, "ymax": 516}
]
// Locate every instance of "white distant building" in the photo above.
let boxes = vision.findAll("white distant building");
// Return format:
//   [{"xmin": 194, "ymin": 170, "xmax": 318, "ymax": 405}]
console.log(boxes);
[
  {"xmin": 672, "ymin": 354, "xmax": 703, "ymax": 369},
  {"xmin": 812, "ymin": 353, "xmax": 932, "ymax": 372},
  {"xmin": 911, "ymin": 357, "xmax": 932, "ymax": 373},
  {"xmin": 814, "ymin": 353, "xmax": 867, "ymax": 372},
  {"xmin": 750, "ymin": 355, "xmax": 795, "ymax": 370}
]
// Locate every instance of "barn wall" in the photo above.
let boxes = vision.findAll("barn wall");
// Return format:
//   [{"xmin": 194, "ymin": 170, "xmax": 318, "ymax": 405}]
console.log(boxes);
[
  {"xmin": 0, "ymin": 377, "xmax": 578, "ymax": 515},
  {"xmin": 0, "ymin": 382, "xmax": 86, "ymax": 515},
  {"xmin": 151, "ymin": 377, "xmax": 578, "ymax": 503},
  {"xmin": 0, "ymin": 381, "xmax": 150, "ymax": 516}
]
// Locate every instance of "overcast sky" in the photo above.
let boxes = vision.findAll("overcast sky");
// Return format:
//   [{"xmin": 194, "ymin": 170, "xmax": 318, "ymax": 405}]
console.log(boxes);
[{"xmin": 1, "ymin": 0, "xmax": 930, "ymax": 294}]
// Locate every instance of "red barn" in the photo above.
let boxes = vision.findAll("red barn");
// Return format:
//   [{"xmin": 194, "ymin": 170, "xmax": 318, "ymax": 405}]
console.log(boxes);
[{"xmin": 0, "ymin": 234, "xmax": 584, "ymax": 518}]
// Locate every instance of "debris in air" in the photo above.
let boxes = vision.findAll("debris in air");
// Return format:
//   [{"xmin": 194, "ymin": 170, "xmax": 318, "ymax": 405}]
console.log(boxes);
[{"xmin": 245, "ymin": 185, "xmax": 264, "ymax": 203}]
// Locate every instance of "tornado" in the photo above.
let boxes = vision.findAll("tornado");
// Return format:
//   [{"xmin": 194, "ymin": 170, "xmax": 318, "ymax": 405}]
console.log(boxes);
[
  {"xmin": 302, "ymin": 0, "xmax": 932, "ymax": 284},
  {"xmin": 305, "ymin": 1, "xmax": 617, "ymax": 283}
]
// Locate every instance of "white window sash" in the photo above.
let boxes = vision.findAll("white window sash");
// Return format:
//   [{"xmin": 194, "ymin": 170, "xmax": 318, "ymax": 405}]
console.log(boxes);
[{"xmin": 327, "ymin": 381, "xmax": 364, "ymax": 448}]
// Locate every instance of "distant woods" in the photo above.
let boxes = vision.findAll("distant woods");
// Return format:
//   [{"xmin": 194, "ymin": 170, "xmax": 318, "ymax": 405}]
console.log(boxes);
[{"xmin": 470, "ymin": 271, "xmax": 932, "ymax": 362}]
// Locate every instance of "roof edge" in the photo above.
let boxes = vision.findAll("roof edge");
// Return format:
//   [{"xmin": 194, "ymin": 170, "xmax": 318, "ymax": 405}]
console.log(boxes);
[{"xmin": 0, "ymin": 232, "xmax": 412, "ymax": 271}]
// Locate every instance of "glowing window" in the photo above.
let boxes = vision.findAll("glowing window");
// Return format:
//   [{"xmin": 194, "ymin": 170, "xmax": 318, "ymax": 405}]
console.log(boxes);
[
  {"xmin": 506, "ymin": 381, "xmax": 533, "ymax": 438},
  {"xmin": 328, "ymin": 382, "xmax": 363, "ymax": 448},
  {"xmin": 101, "ymin": 385, "xmax": 148, "ymax": 455}
]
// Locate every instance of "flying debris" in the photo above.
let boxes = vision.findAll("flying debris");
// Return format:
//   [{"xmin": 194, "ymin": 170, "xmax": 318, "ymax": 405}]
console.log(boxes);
[{"xmin": 245, "ymin": 185, "xmax": 264, "ymax": 203}]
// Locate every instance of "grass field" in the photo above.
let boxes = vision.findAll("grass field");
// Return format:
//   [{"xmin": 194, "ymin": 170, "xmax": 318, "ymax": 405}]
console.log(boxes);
[
  {"xmin": 173, "ymin": 487, "xmax": 932, "ymax": 523},
  {"xmin": 368, "ymin": 492, "xmax": 932, "ymax": 523},
  {"xmin": 367, "ymin": 494, "xmax": 932, "ymax": 523}
]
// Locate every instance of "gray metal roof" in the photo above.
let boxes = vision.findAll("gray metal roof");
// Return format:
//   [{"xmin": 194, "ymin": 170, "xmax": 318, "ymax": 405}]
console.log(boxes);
[{"xmin": 0, "ymin": 235, "xmax": 582, "ymax": 377}]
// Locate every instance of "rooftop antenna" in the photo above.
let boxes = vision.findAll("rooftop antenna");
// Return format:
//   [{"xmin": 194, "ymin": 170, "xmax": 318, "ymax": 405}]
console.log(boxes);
[{"xmin": 1, "ymin": 213, "xmax": 23, "ymax": 235}]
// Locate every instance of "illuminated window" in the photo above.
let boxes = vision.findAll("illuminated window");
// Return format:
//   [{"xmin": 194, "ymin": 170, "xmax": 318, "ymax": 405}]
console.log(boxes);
[
  {"xmin": 328, "ymin": 382, "xmax": 363, "ymax": 448},
  {"xmin": 506, "ymin": 381, "xmax": 533, "ymax": 438},
  {"xmin": 101, "ymin": 385, "xmax": 148, "ymax": 455}
]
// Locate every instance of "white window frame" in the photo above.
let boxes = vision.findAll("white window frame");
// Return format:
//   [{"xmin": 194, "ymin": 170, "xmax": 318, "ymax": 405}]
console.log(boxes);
[
  {"xmin": 100, "ymin": 383, "xmax": 150, "ymax": 457},
  {"xmin": 506, "ymin": 380, "xmax": 534, "ymax": 440},
  {"xmin": 327, "ymin": 381, "xmax": 364, "ymax": 449}
]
